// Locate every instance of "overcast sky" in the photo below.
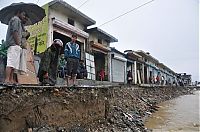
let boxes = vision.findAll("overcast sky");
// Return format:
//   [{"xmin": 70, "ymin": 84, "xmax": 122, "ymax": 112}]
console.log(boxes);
[{"xmin": 0, "ymin": 0, "xmax": 199, "ymax": 81}]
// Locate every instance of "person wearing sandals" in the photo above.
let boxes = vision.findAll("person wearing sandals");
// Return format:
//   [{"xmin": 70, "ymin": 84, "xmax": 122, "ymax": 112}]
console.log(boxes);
[
  {"xmin": 64, "ymin": 34, "xmax": 80, "ymax": 86},
  {"xmin": 37, "ymin": 39, "xmax": 63, "ymax": 86},
  {"xmin": 4, "ymin": 10, "xmax": 26, "ymax": 86}
]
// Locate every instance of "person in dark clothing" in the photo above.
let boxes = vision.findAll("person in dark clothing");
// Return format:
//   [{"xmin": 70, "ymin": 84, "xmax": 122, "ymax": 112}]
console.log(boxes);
[
  {"xmin": 37, "ymin": 39, "xmax": 63, "ymax": 86},
  {"xmin": 77, "ymin": 60, "xmax": 87, "ymax": 79},
  {"xmin": 58, "ymin": 54, "xmax": 67, "ymax": 78},
  {"xmin": 127, "ymin": 70, "xmax": 133, "ymax": 84},
  {"xmin": 64, "ymin": 34, "xmax": 80, "ymax": 86}
]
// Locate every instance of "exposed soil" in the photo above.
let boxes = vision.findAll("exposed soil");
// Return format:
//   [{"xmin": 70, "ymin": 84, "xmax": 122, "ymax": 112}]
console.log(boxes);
[{"xmin": 0, "ymin": 85, "xmax": 194, "ymax": 132}]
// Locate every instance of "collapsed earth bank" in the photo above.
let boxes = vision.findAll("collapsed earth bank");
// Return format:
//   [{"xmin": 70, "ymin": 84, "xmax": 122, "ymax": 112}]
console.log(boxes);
[{"xmin": 0, "ymin": 85, "xmax": 194, "ymax": 132}]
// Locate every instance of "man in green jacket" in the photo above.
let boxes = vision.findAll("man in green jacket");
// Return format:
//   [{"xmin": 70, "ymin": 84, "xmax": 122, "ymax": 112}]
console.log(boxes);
[{"xmin": 37, "ymin": 39, "xmax": 63, "ymax": 86}]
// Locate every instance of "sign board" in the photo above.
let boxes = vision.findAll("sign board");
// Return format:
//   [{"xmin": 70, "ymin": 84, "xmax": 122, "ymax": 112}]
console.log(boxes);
[{"xmin": 26, "ymin": 4, "xmax": 49, "ymax": 53}]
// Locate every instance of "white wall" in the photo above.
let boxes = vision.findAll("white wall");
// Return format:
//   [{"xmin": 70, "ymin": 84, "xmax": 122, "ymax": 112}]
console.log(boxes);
[
  {"xmin": 47, "ymin": 7, "xmax": 86, "ymax": 46},
  {"xmin": 88, "ymin": 32, "xmax": 109, "ymax": 46}
]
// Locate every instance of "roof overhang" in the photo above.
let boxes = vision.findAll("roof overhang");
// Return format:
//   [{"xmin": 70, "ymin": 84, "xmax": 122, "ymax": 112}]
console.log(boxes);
[
  {"xmin": 124, "ymin": 50, "xmax": 142, "ymax": 60},
  {"xmin": 48, "ymin": 0, "xmax": 96, "ymax": 26},
  {"xmin": 111, "ymin": 47, "xmax": 125, "ymax": 56},
  {"xmin": 158, "ymin": 63, "xmax": 166, "ymax": 69},
  {"xmin": 86, "ymin": 27, "xmax": 118, "ymax": 43},
  {"xmin": 53, "ymin": 18, "xmax": 89, "ymax": 38},
  {"xmin": 91, "ymin": 42, "xmax": 111, "ymax": 53},
  {"xmin": 135, "ymin": 50, "xmax": 159, "ymax": 64}
]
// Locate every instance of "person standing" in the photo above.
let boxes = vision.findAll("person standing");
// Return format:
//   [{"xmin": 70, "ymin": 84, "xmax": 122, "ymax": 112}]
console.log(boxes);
[
  {"xmin": 127, "ymin": 70, "xmax": 133, "ymax": 85},
  {"xmin": 19, "ymin": 15, "xmax": 30, "ymax": 74},
  {"xmin": 37, "ymin": 39, "xmax": 63, "ymax": 86},
  {"xmin": 77, "ymin": 60, "xmax": 87, "ymax": 79},
  {"xmin": 4, "ymin": 10, "xmax": 26, "ymax": 86},
  {"xmin": 58, "ymin": 54, "xmax": 67, "ymax": 78},
  {"xmin": 99, "ymin": 69, "xmax": 105, "ymax": 81},
  {"xmin": 64, "ymin": 34, "xmax": 80, "ymax": 86}
]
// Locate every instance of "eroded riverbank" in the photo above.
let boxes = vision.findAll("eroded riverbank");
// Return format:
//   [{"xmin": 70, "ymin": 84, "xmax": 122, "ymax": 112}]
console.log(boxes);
[{"xmin": 0, "ymin": 85, "xmax": 195, "ymax": 131}]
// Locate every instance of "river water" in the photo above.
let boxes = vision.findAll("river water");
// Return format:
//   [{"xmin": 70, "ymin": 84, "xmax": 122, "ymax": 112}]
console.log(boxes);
[{"xmin": 145, "ymin": 90, "xmax": 200, "ymax": 132}]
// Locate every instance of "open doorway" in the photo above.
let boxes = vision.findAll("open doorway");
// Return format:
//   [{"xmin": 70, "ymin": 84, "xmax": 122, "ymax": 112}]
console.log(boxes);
[
  {"xmin": 94, "ymin": 52, "xmax": 106, "ymax": 81},
  {"xmin": 53, "ymin": 31, "xmax": 83, "ymax": 57}
]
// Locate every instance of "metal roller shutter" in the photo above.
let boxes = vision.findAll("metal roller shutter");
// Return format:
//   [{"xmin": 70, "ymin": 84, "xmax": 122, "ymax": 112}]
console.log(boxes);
[{"xmin": 112, "ymin": 59, "xmax": 125, "ymax": 83}]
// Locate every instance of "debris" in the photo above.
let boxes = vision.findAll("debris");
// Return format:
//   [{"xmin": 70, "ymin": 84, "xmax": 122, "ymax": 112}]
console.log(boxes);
[{"xmin": 0, "ymin": 85, "xmax": 193, "ymax": 132}]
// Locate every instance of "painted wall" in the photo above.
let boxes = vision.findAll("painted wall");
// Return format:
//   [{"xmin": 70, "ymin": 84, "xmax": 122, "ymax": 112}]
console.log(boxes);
[
  {"xmin": 26, "ymin": 4, "xmax": 49, "ymax": 53},
  {"xmin": 49, "ymin": 8, "xmax": 85, "ymax": 31}
]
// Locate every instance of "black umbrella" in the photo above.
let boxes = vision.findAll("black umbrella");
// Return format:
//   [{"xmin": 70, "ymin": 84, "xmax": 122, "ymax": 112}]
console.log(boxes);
[{"xmin": 0, "ymin": 2, "xmax": 46, "ymax": 25}]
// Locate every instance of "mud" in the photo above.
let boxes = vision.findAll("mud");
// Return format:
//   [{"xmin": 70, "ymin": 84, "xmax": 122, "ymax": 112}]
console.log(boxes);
[{"xmin": 0, "ymin": 85, "xmax": 193, "ymax": 132}]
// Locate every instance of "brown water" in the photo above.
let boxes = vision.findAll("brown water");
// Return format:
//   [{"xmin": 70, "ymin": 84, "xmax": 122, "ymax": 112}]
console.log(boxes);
[{"xmin": 145, "ymin": 90, "xmax": 200, "ymax": 132}]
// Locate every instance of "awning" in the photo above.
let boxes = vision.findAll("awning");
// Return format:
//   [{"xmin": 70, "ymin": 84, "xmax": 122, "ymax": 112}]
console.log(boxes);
[
  {"xmin": 92, "ymin": 47, "xmax": 108, "ymax": 54},
  {"xmin": 91, "ymin": 43, "xmax": 111, "ymax": 54},
  {"xmin": 52, "ymin": 18, "xmax": 89, "ymax": 38}
]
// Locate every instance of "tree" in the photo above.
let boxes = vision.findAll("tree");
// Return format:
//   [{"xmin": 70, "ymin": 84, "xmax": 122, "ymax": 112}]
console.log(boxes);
[{"xmin": 0, "ymin": 39, "xmax": 7, "ymax": 58}]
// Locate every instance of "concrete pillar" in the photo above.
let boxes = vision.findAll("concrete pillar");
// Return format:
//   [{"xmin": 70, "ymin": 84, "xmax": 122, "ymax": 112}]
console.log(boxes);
[
  {"xmin": 105, "ymin": 55, "xmax": 108, "ymax": 81},
  {"xmin": 147, "ymin": 66, "xmax": 149, "ymax": 84},
  {"xmin": 142, "ymin": 64, "xmax": 145, "ymax": 84},
  {"xmin": 134, "ymin": 61, "xmax": 137, "ymax": 84},
  {"xmin": 131, "ymin": 62, "xmax": 134, "ymax": 84},
  {"xmin": 108, "ymin": 53, "xmax": 112, "ymax": 82},
  {"xmin": 124, "ymin": 61, "xmax": 127, "ymax": 84}
]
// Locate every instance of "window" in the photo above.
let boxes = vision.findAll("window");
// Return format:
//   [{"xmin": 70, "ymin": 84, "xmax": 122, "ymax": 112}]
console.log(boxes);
[
  {"xmin": 68, "ymin": 18, "xmax": 74, "ymax": 26},
  {"xmin": 98, "ymin": 39, "xmax": 102, "ymax": 44}
]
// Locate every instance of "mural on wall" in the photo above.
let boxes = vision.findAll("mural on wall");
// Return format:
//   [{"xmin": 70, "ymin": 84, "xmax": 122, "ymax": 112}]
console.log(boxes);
[{"xmin": 26, "ymin": 4, "xmax": 49, "ymax": 53}]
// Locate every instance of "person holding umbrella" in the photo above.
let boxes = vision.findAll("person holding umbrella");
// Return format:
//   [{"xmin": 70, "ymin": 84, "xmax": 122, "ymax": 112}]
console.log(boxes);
[
  {"xmin": 0, "ymin": 2, "xmax": 46, "ymax": 86},
  {"xmin": 4, "ymin": 9, "xmax": 26, "ymax": 86}
]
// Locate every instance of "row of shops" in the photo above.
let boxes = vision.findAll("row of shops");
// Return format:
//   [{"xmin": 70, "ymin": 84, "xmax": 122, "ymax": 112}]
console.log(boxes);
[
  {"xmin": 2, "ymin": 0, "xmax": 190, "ymax": 85},
  {"xmin": 29, "ymin": 0, "xmax": 192, "ymax": 85}
]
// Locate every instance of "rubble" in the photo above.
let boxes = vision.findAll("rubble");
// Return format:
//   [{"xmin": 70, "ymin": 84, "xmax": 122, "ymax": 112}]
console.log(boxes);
[
  {"xmin": 0, "ymin": 85, "xmax": 194, "ymax": 132},
  {"xmin": 86, "ymin": 86, "xmax": 194, "ymax": 132}
]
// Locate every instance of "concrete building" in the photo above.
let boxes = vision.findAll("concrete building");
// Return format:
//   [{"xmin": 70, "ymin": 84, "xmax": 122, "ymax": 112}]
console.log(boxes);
[
  {"xmin": 110, "ymin": 47, "xmax": 127, "ymax": 83},
  {"xmin": 124, "ymin": 50, "xmax": 144, "ymax": 84},
  {"xmin": 135, "ymin": 50, "xmax": 159, "ymax": 84},
  {"xmin": 158, "ymin": 63, "xmax": 177, "ymax": 85},
  {"xmin": 134, "ymin": 50, "xmax": 177, "ymax": 85},
  {"xmin": 86, "ymin": 27, "xmax": 118, "ymax": 81},
  {"xmin": 27, "ymin": 0, "xmax": 119, "ymax": 82},
  {"xmin": 177, "ymin": 73, "xmax": 192, "ymax": 86},
  {"xmin": 27, "ymin": 0, "xmax": 96, "ymax": 61}
]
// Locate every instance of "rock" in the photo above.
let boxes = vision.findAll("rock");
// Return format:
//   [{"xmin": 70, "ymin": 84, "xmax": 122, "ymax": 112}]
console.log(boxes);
[
  {"xmin": 193, "ymin": 123, "xmax": 200, "ymax": 127},
  {"xmin": 69, "ymin": 125, "xmax": 86, "ymax": 132},
  {"xmin": 108, "ymin": 117, "xmax": 115, "ymax": 124},
  {"xmin": 54, "ymin": 88, "xmax": 59, "ymax": 92},
  {"xmin": 56, "ymin": 126, "xmax": 66, "ymax": 132},
  {"xmin": 28, "ymin": 128, "xmax": 33, "ymax": 132}
]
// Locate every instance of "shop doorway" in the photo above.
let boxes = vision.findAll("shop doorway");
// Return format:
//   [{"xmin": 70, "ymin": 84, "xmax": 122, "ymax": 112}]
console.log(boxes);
[
  {"xmin": 53, "ymin": 31, "xmax": 83, "ymax": 57},
  {"xmin": 94, "ymin": 52, "xmax": 106, "ymax": 81}
]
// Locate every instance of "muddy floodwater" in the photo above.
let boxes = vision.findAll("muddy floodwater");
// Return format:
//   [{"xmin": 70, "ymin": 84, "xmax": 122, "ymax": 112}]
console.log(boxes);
[{"xmin": 145, "ymin": 90, "xmax": 200, "ymax": 132}]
